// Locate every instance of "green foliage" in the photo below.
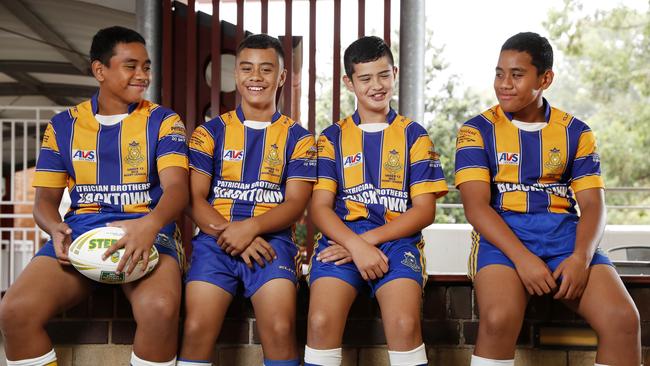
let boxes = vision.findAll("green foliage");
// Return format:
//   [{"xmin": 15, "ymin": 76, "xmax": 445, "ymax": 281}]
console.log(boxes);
[{"xmin": 545, "ymin": 0, "xmax": 650, "ymax": 224}]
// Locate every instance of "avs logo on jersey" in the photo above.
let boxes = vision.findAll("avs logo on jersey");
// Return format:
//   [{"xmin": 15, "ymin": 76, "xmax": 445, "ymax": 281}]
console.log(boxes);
[
  {"xmin": 343, "ymin": 152, "xmax": 363, "ymax": 168},
  {"xmin": 497, "ymin": 152, "xmax": 519, "ymax": 165},
  {"xmin": 72, "ymin": 149, "xmax": 97, "ymax": 162},
  {"xmin": 223, "ymin": 150, "xmax": 244, "ymax": 161}
]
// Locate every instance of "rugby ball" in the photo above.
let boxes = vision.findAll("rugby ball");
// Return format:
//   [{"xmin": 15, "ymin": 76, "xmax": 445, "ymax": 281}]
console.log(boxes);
[{"xmin": 68, "ymin": 226, "xmax": 159, "ymax": 284}]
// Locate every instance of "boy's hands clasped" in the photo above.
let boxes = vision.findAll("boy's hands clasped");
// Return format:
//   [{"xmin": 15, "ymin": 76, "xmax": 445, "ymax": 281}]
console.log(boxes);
[{"xmin": 210, "ymin": 220, "xmax": 277, "ymax": 268}]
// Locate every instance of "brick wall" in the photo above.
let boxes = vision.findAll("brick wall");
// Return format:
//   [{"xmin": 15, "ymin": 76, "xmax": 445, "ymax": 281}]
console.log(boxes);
[{"xmin": 2, "ymin": 277, "xmax": 649, "ymax": 365}]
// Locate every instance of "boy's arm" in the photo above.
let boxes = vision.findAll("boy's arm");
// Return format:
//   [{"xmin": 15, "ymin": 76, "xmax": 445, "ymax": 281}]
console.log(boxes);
[
  {"xmin": 552, "ymin": 187, "xmax": 605, "ymax": 300},
  {"xmin": 311, "ymin": 189, "xmax": 388, "ymax": 281},
  {"xmin": 104, "ymin": 166, "xmax": 189, "ymax": 275},
  {"xmin": 459, "ymin": 180, "xmax": 557, "ymax": 296},
  {"xmin": 33, "ymin": 187, "xmax": 72, "ymax": 265},
  {"xmin": 187, "ymin": 169, "xmax": 228, "ymax": 234},
  {"xmin": 214, "ymin": 179, "xmax": 313, "ymax": 254},
  {"xmin": 360, "ymin": 192, "xmax": 436, "ymax": 246}
]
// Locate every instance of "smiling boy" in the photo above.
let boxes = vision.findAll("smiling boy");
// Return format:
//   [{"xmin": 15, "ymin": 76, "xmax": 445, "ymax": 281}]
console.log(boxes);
[
  {"xmin": 0, "ymin": 26, "xmax": 189, "ymax": 366},
  {"xmin": 178, "ymin": 34, "xmax": 316, "ymax": 366},
  {"xmin": 304, "ymin": 36, "xmax": 448, "ymax": 366},
  {"xmin": 455, "ymin": 32, "xmax": 641, "ymax": 366}
]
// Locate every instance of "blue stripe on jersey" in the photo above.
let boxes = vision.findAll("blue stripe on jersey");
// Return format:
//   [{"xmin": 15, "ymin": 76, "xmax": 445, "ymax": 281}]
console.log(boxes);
[
  {"xmin": 241, "ymin": 127, "xmax": 263, "ymax": 220},
  {"xmin": 521, "ymin": 130, "xmax": 548, "ymax": 213}
]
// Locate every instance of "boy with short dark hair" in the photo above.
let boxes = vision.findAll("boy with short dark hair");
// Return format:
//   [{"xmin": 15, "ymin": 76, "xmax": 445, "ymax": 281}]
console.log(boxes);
[
  {"xmin": 178, "ymin": 34, "xmax": 316, "ymax": 366},
  {"xmin": 304, "ymin": 36, "xmax": 448, "ymax": 366},
  {"xmin": 0, "ymin": 26, "xmax": 189, "ymax": 366},
  {"xmin": 456, "ymin": 32, "xmax": 641, "ymax": 366}
]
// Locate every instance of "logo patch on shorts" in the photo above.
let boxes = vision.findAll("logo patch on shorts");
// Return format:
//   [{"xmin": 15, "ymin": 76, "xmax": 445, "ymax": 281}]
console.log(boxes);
[{"xmin": 401, "ymin": 251, "xmax": 421, "ymax": 272}]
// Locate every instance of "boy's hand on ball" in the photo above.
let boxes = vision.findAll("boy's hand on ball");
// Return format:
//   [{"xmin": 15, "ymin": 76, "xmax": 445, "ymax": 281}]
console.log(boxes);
[{"xmin": 103, "ymin": 218, "xmax": 158, "ymax": 275}]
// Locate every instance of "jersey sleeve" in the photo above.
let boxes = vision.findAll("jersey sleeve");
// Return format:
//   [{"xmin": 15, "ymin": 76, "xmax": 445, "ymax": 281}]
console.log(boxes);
[
  {"xmin": 454, "ymin": 124, "xmax": 491, "ymax": 187},
  {"xmin": 188, "ymin": 125, "xmax": 216, "ymax": 178},
  {"xmin": 287, "ymin": 133, "xmax": 317, "ymax": 182},
  {"xmin": 313, "ymin": 133, "xmax": 338, "ymax": 193},
  {"xmin": 570, "ymin": 129, "xmax": 604, "ymax": 192},
  {"xmin": 408, "ymin": 131, "xmax": 448, "ymax": 198},
  {"xmin": 157, "ymin": 113, "xmax": 189, "ymax": 172},
  {"xmin": 33, "ymin": 123, "xmax": 68, "ymax": 188}
]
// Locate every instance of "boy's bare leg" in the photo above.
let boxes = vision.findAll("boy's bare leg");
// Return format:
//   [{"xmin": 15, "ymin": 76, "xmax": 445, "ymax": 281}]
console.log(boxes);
[
  {"xmin": 179, "ymin": 281, "xmax": 234, "ymax": 361},
  {"xmin": 473, "ymin": 265, "xmax": 528, "ymax": 359},
  {"xmin": 251, "ymin": 279, "xmax": 300, "ymax": 360},
  {"xmin": 375, "ymin": 278, "xmax": 423, "ymax": 351},
  {"xmin": 306, "ymin": 277, "xmax": 357, "ymax": 349},
  {"xmin": 563, "ymin": 265, "xmax": 640, "ymax": 366},
  {"xmin": 0, "ymin": 257, "xmax": 92, "ymax": 360},
  {"xmin": 123, "ymin": 255, "xmax": 181, "ymax": 362}
]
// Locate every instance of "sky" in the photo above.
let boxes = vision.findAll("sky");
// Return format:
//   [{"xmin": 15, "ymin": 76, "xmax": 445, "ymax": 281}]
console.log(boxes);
[{"xmin": 196, "ymin": 0, "xmax": 648, "ymax": 120}]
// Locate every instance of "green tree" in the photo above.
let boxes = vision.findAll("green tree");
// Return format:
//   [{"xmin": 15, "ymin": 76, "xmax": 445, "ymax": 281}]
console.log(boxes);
[{"xmin": 545, "ymin": 0, "xmax": 650, "ymax": 224}]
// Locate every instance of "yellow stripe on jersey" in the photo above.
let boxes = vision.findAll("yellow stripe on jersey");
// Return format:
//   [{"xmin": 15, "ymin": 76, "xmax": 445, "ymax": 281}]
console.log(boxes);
[
  {"xmin": 33, "ymin": 123, "xmax": 68, "ymax": 187},
  {"xmin": 189, "ymin": 125, "xmax": 216, "ymax": 177},
  {"xmin": 340, "ymin": 117, "xmax": 368, "ymax": 220},
  {"xmin": 571, "ymin": 130, "xmax": 604, "ymax": 193},
  {"xmin": 380, "ymin": 123, "xmax": 407, "ymax": 191},
  {"xmin": 71, "ymin": 109, "xmax": 99, "ymax": 185},
  {"xmin": 216, "ymin": 116, "xmax": 245, "ymax": 220},
  {"xmin": 158, "ymin": 114, "xmax": 189, "ymax": 171},
  {"xmin": 493, "ymin": 116, "xmax": 526, "ymax": 212},
  {"xmin": 121, "ymin": 112, "xmax": 150, "ymax": 213},
  {"xmin": 259, "ymin": 120, "xmax": 288, "ymax": 185},
  {"xmin": 454, "ymin": 125, "xmax": 490, "ymax": 186},
  {"xmin": 541, "ymin": 122, "xmax": 571, "ymax": 212},
  {"xmin": 314, "ymin": 134, "xmax": 337, "ymax": 192},
  {"xmin": 253, "ymin": 121, "xmax": 289, "ymax": 217}
]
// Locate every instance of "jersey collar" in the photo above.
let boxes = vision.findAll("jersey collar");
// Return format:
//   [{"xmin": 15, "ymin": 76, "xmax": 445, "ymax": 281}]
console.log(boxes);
[
  {"xmin": 90, "ymin": 91, "xmax": 140, "ymax": 116},
  {"xmin": 235, "ymin": 105, "xmax": 282, "ymax": 124},
  {"xmin": 502, "ymin": 98, "xmax": 551, "ymax": 123},
  {"xmin": 351, "ymin": 107, "xmax": 397, "ymax": 125}
]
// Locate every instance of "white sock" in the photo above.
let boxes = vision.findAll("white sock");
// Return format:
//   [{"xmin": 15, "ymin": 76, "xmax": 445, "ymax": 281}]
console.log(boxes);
[
  {"xmin": 594, "ymin": 364, "xmax": 610, "ymax": 366},
  {"xmin": 388, "ymin": 344, "xmax": 427, "ymax": 366},
  {"xmin": 177, "ymin": 360, "xmax": 212, "ymax": 366},
  {"xmin": 130, "ymin": 352, "xmax": 176, "ymax": 366},
  {"xmin": 471, "ymin": 355, "xmax": 515, "ymax": 366},
  {"xmin": 6, "ymin": 349, "xmax": 57, "ymax": 366},
  {"xmin": 303, "ymin": 346, "xmax": 342, "ymax": 366}
]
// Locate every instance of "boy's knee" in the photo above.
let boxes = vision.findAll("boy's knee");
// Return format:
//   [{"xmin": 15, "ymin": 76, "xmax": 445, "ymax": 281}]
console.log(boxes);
[
  {"xmin": 308, "ymin": 310, "xmax": 334, "ymax": 337},
  {"xmin": 479, "ymin": 307, "xmax": 522, "ymax": 337},
  {"xmin": 267, "ymin": 317, "xmax": 294, "ymax": 339},
  {"xmin": 133, "ymin": 294, "xmax": 179, "ymax": 324},
  {"xmin": 386, "ymin": 313, "xmax": 419, "ymax": 337},
  {"xmin": 596, "ymin": 303, "xmax": 640, "ymax": 337},
  {"xmin": 0, "ymin": 296, "xmax": 40, "ymax": 334}
]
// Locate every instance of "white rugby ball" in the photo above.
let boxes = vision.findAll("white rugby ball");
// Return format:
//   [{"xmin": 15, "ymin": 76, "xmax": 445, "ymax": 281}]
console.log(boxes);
[{"xmin": 68, "ymin": 226, "xmax": 159, "ymax": 284}]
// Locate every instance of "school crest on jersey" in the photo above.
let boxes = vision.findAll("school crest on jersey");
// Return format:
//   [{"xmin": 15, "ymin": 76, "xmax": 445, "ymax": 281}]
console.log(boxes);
[
  {"xmin": 264, "ymin": 144, "xmax": 282, "ymax": 166},
  {"xmin": 384, "ymin": 149, "xmax": 403, "ymax": 173},
  {"xmin": 401, "ymin": 251, "xmax": 421, "ymax": 272},
  {"xmin": 544, "ymin": 148, "xmax": 563, "ymax": 172},
  {"xmin": 126, "ymin": 141, "xmax": 145, "ymax": 167}
]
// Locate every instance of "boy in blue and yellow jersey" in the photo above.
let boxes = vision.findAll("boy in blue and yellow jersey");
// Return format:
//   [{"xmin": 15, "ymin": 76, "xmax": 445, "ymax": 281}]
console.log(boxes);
[
  {"xmin": 177, "ymin": 34, "xmax": 315, "ymax": 366},
  {"xmin": 456, "ymin": 32, "xmax": 640, "ymax": 366},
  {"xmin": 0, "ymin": 26, "xmax": 188, "ymax": 366},
  {"xmin": 304, "ymin": 36, "xmax": 447, "ymax": 366}
]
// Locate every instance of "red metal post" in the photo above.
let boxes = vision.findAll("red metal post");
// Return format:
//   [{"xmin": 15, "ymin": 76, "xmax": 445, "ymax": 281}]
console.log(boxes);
[
  {"xmin": 332, "ymin": 0, "xmax": 341, "ymax": 122},
  {"xmin": 358, "ymin": 0, "xmax": 365, "ymax": 38},
  {"xmin": 211, "ymin": 0, "xmax": 222, "ymax": 118},
  {"xmin": 283, "ymin": 0, "xmax": 293, "ymax": 117},
  {"xmin": 261, "ymin": 0, "xmax": 269, "ymax": 34},
  {"xmin": 162, "ymin": 0, "xmax": 173, "ymax": 107},
  {"xmin": 384, "ymin": 0, "xmax": 391, "ymax": 46}
]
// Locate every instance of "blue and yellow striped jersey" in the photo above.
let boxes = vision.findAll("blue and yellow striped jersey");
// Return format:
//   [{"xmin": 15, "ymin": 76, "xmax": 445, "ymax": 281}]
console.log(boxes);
[
  {"xmin": 189, "ymin": 106, "xmax": 317, "ymax": 222},
  {"xmin": 33, "ymin": 93, "xmax": 189, "ymax": 217},
  {"xmin": 315, "ymin": 109, "xmax": 448, "ymax": 226},
  {"xmin": 454, "ymin": 100, "xmax": 603, "ymax": 215}
]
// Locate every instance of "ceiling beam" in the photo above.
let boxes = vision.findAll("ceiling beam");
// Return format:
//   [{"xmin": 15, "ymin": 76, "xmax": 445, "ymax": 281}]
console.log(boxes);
[
  {"xmin": 4, "ymin": 71, "xmax": 77, "ymax": 105},
  {"xmin": 0, "ymin": 60, "xmax": 84, "ymax": 75},
  {"xmin": 0, "ymin": 82, "xmax": 95, "ymax": 99},
  {"xmin": 3, "ymin": 0, "xmax": 91, "ymax": 75}
]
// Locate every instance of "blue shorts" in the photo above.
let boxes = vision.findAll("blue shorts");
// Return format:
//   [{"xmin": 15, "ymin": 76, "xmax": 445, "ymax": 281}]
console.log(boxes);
[
  {"xmin": 185, "ymin": 232, "xmax": 300, "ymax": 298},
  {"xmin": 468, "ymin": 212, "xmax": 612, "ymax": 280},
  {"xmin": 307, "ymin": 221, "xmax": 427, "ymax": 296},
  {"xmin": 35, "ymin": 212, "xmax": 182, "ymax": 262}
]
